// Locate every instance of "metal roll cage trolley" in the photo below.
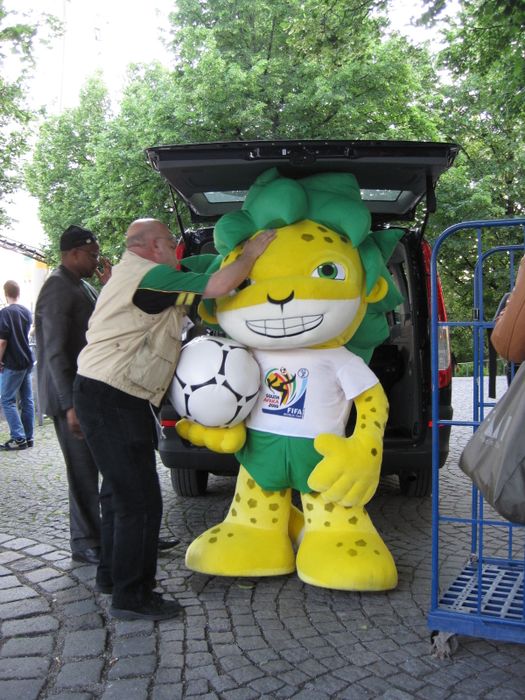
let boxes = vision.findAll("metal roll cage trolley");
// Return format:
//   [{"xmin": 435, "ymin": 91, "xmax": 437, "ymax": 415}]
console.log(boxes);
[{"xmin": 428, "ymin": 218, "xmax": 525, "ymax": 657}]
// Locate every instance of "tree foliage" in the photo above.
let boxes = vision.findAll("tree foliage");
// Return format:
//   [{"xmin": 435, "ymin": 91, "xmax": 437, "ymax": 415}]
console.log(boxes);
[
  {"xmin": 422, "ymin": 0, "xmax": 524, "ymax": 114},
  {"xmin": 24, "ymin": 75, "xmax": 112, "ymax": 260},
  {"xmin": 419, "ymin": 0, "xmax": 525, "ymax": 360},
  {"xmin": 26, "ymin": 0, "xmax": 446, "ymax": 257},
  {"xmin": 0, "ymin": 1, "xmax": 39, "ymax": 227},
  {"xmin": 166, "ymin": 0, "xmax": 441, "ymax": 141},
  {"xmin": 82, "ymin": 63, "xmax": 186, "ymax": 254}
]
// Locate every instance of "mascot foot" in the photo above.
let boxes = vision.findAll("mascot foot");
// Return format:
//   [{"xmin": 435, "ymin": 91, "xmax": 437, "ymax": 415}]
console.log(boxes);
[
  {"xmin": 296, "ymin": 493, "xmax": 397, "ymax": 591},
  {"xmin": 185, "ymin": 465, "xmax": 296, "ymax": 577},
  {"xmin": 186, "ymin": 523, "xmax": 295, "ymax": 576}
]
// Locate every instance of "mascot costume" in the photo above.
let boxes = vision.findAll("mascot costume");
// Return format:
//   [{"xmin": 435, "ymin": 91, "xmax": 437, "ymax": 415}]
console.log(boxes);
[{"xmin": 177, "ymin": 168, "xmax": 403, "ymax": 591}]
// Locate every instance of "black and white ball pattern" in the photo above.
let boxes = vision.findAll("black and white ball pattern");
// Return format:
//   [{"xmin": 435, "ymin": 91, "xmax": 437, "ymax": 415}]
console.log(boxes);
[{"xmin": 169, "ymin": 335, "xmax": 261, "ymax": 427}]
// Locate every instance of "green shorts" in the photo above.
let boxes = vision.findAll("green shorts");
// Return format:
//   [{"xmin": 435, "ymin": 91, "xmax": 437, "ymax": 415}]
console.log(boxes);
[{"xmin": 235, "ymin": 430, "xmax": 319, "ymax": 493}]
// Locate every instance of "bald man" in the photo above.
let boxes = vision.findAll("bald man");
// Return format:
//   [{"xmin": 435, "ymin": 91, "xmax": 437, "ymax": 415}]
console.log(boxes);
[{"xmin": 74, "ymin": 218, "xmax": 275, "ymax": 621}]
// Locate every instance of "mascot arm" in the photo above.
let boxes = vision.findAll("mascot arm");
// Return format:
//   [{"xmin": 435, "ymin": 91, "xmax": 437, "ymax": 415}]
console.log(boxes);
[
  {"xmin": 176, "ymin": 419, "xmax": 246, "ymax": 453},
  {"xmin": 308, "ymin": 382, "xmax": 388, "ymax": 507}
]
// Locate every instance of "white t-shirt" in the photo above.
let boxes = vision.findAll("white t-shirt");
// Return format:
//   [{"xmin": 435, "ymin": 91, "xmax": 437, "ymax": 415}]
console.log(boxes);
[{"xmin": 246, "ymin": 347, "xmax": 379, "ymax": 439}]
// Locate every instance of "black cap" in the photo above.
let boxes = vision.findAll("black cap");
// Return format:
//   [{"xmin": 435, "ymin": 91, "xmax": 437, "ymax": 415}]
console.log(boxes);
[{"xmin": 60, "ymin": 225, "xmax": 98, "ymax": 251}]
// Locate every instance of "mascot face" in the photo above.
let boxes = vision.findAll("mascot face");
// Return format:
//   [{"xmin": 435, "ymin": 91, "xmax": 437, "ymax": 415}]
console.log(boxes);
[{"xmin": 215, "ymin": 219, "xmax": 382, "ymax": 350}]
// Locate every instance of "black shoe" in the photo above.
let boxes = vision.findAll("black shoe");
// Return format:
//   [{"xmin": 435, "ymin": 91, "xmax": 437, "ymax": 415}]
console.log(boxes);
[
  {"xmin": 158, "ymin": 537, "xmax": 179, "ymax": 551},
  {"xmin": 26, "ymin": 439, "xmax": 34, "ymax": 448},
  {"xmin": 72, "ymin": 547, "xmax": 100, "ymax": 565},
  {"xmin": 0, "ymin": 438, "xmax": 27, "ymax": 451},
  {"xmin": 110, "ymin": 593, "xmax": 183, "ymax": 621}
]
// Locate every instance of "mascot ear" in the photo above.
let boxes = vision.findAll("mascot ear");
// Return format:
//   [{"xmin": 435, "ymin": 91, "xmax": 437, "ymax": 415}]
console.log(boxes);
[{"xmin": 364, "ymin": 276, "xmax": 388, "ymax": 304}]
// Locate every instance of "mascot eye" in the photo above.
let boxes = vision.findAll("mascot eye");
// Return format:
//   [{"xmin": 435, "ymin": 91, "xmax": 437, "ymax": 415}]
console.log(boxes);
[{"xmin": 312, "ymin": 262, "xmax": 346, "ymax": 280}]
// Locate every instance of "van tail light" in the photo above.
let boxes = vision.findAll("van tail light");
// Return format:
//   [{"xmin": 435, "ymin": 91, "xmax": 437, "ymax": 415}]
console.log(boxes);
[
  {"xmin": 160, "ymin": 419, "xmax": 178, "ymax": 428},
  {"xmin": 436, "ymin": 326, "xmax": 452, "ymax": 388},
  {"xmin": 175, "ymin": 240, "xmax": 186, "ymax": 270},
  {"xmin": 422, "ymin": 239, "xmax": 452, "ymax": 389}
]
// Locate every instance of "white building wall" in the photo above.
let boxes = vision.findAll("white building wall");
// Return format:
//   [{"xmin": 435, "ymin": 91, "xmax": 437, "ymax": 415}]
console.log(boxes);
[{"xmin": 0, "ymin": 250, "xmax": 49, "ymax": 312}]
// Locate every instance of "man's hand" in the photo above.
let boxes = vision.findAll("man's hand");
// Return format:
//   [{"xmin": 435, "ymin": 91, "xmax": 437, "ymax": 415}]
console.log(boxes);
[
  {"xmin": 94, "ymin": 256, "xmax": 112, "ymax": 285},
  {"xmin": 66, "ymin": 407, "xmax": 85, "ymax": 439},
  {"xmin": 239, "ymin": 228, "xmax": 277, "ymax": 262},
  {"xmin": 203, "ymin": 229, "xmax": 276, "ymax": 299}
]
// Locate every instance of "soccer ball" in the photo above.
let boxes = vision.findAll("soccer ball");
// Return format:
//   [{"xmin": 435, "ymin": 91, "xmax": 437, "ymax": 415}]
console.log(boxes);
[{"xmin": 169, "ymin": 335, "xmax": 261, "ymax": 427}]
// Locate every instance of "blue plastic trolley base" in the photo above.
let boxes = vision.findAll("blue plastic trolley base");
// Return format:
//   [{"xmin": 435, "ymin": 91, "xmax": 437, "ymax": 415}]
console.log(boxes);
[{"xmin": 428, "ymin": 218, "xmax": 525, "ymax": 655}]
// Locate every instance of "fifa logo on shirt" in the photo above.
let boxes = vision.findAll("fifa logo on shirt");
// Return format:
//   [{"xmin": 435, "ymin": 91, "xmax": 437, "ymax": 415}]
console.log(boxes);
[{"xmin": 262, "ymin": 366, "xmax": 309, "ymax": 418}]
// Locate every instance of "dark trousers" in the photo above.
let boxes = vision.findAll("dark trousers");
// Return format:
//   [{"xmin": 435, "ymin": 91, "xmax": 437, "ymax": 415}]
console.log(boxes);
[
  {"xmin": 73, "ymin": 375, "xmax": 161, "ymax": 609},
  {"xmin": 53, "ymin": 413, "xmax": 101, "ymax": 553}
]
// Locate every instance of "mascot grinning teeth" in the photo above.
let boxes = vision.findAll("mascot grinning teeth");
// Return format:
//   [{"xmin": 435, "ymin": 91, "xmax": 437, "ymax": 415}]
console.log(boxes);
[
  {"xmin": 246, "ymin": 310, "xmax": 326, "ymax": 338},
  {"xmin": 177, "ymin": 168, "xmax": 404, "ymax": 591}
]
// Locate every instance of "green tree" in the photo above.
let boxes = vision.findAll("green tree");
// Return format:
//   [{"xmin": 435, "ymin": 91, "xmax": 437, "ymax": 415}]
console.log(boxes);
[
  {"xmin": 166, "ymin": 0, "xmax": 442, "ymax": 141},
  {"xmin": 26, "ymin": 0, "xmax": 447, "ymax": 256},
  {"xmin": 420, "ymin": 0, "xmax": 525, "ymax": 361},
  {"xmin": 0, "ymin": 1, "xmax": 51, "ymax": 227},
  {"xmin": 26, "ymin": 63, "xmax": 191, "ymax": 258},
  {"xmin": 422, "ymin": 0, "xmax": 524, "ymax": 114},
  {"xmin": 81, "ymin": 63, "xmax": 186, "ymax": 255},
  {"xmin": 24, "ymin": 74, "xmax": 111, "ymax": 260}
]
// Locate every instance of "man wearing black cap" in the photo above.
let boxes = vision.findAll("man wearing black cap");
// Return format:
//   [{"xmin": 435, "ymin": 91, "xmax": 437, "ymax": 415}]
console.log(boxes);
[{"xmin": 34, "ymin": 225, "xmax": 110, "ymax": 564}]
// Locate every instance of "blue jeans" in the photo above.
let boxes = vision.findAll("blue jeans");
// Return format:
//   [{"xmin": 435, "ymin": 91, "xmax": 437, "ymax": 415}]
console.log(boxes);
[{"xmin": 1, "ymin": 367, "xmax": 34, "ymax": 441}]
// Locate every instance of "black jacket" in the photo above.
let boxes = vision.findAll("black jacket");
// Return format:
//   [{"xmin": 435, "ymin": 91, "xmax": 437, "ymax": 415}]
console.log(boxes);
[{"xmin": 34, "ymin": 266, "xmax": 98, "ymax": 416}]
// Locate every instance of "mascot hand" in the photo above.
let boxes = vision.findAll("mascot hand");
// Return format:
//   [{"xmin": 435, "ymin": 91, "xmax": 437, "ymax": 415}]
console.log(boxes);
[
  {"xmin": 308, "ymin": 432, "xmax": 382, "ymax": 506},
  {"xmin": 176, "ymin": 419, "xmax": 246, "ymax": 453}
]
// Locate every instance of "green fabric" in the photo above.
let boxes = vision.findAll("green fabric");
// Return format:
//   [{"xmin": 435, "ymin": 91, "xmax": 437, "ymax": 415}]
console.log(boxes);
[
  {"xmin": 214, "ymin": 167, "xmax": 372, "ymax": 256},
  {"xmin": 236, "ymin": 429, "xmax": 320, "ymax": 493},
  {"xmin": 180, "ymin": 254, "xmax": 219, "ymax": 274},
  {"xmin": 182, "ymin": 255, "xmax": 223, "ymax": 325},
  {"xmin": 346, "ymin": 228, "xmax": 405, "ymax": 362},
  {"xmin": 139, "ymin": 264, "xmax": 210, "ymax": 293}
]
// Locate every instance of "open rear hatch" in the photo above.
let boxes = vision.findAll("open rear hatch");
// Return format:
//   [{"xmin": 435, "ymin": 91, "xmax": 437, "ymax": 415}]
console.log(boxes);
[{"xmin": 145, "ymin": 139, "xmax": 460, "ymax": 228}]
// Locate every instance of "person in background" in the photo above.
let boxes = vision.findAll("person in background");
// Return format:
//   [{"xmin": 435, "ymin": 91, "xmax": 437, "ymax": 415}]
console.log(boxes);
[
  {"xmin": 491, "ymin": 255, "xmax": 525, "ymax": 377},
  {"xmin": 73, "ymin": 218, "xmax": 275, "ymax": 621},
  {"xmin": 0, "ymin": 280, "xmax": 34, "ymax": 451},
  {"xmin": 34, "ymin": 226, "xmax": 111, "ymax": 564}
]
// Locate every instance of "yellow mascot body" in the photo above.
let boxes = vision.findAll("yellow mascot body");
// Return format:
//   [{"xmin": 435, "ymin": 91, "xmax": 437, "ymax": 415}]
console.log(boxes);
[{"xmin": 177, "ymin": 169, "xmax": 403, "ymax": 591}]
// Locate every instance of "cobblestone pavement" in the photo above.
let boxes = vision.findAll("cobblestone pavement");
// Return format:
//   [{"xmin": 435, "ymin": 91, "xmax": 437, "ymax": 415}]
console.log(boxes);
[{"xmin": 1, "ymin": 378, "xmax": 525, "ymax": 699}]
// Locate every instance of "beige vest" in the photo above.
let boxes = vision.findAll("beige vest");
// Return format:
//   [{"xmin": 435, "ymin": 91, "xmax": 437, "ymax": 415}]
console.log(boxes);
[{"xmin": 77, "ymin": 250, "xmax": 187, "ymax": 406}]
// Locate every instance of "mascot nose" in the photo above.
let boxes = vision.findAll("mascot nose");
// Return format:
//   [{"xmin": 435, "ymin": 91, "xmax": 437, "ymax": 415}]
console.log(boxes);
[{"xmin": 267, "ymin": 291, "xmax": 294, "ymax": 311}]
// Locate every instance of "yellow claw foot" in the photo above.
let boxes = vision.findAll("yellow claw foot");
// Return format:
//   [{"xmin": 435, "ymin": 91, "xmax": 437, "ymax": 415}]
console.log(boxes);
[
  {"xmin": 296, "ymin": 493, "xmax": 397, "ymax": 591},
  {"xmin": 186, "ymin": 523, "xmax": 295, "ymax": 577},
  {"xmin": 185, "ymin": 465, "xmax": 296, "ymax": 577}
]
